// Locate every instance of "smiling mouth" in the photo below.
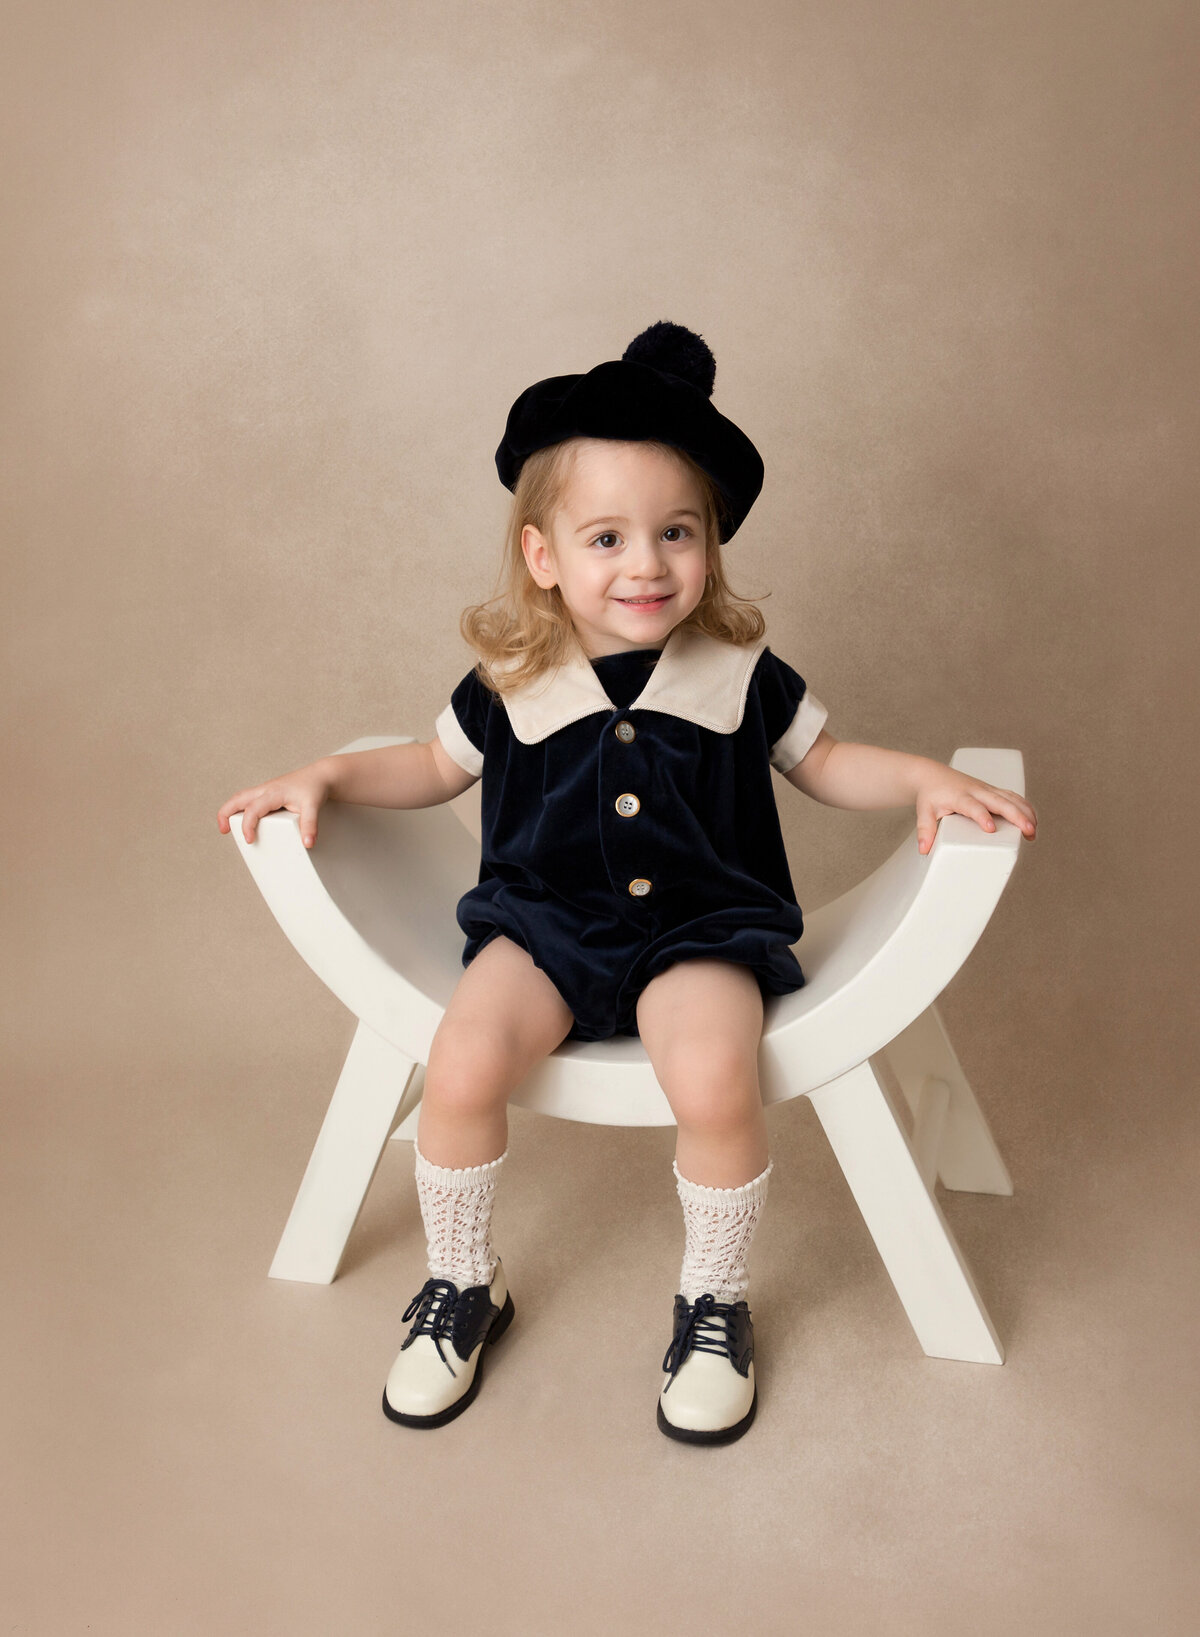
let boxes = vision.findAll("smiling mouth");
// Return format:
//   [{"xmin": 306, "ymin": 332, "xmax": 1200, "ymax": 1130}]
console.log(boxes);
[{"xmin": 618, "ymin": 594, "xmax": 673, "ymax": 605}]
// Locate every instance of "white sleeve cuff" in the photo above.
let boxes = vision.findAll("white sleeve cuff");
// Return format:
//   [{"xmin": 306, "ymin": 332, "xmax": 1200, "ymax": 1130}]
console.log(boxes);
[
  {"xmin": 435, "ymin": 702, "xmax": 484, "ymax": 777},
  {"xmin": 769, "ymin": 692, "xmax": 829, "ymax": 773}
]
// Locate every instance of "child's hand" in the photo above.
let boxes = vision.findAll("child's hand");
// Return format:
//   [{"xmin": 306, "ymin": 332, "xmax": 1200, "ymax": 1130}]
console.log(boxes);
[
  {"xmin": 915, "ymin": 770, "xmax": 1038, "ymax": 855},
  {"xmin": 217, "ymin": 761, "xmax": 333, "ymax": 849}
]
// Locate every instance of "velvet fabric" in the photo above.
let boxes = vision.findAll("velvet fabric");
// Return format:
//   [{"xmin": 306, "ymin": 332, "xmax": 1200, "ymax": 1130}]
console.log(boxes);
[
  {"xmin": 441, "ymin": 644, "xmax": 816, "ymax": 1043},
  {"xmin": 494, "ymin": 355, "xmax": 765, "ymax": 542}
]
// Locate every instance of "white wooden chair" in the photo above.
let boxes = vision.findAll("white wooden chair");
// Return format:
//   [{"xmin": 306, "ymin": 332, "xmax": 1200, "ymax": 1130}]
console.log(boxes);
[{"xmin": 228, "ymin": 739, "xmax": 1025, "ymax": 1365}]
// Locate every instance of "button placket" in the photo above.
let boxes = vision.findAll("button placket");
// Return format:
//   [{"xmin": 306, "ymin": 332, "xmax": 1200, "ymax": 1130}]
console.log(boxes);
[{"xmin": 600, "ymin": 713, "xmax": 653, "ymax": 905}]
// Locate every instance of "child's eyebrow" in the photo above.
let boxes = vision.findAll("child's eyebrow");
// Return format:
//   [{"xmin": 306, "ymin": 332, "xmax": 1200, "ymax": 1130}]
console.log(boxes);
[{"xmin": 574, "ymin": 509, "xmax": 702, "ymax": 534}]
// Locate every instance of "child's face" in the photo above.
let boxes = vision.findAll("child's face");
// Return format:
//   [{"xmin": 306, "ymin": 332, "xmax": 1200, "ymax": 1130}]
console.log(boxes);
[{"xmin": 521, "ymin": 439, "xmax": 712, "ymax": 659}]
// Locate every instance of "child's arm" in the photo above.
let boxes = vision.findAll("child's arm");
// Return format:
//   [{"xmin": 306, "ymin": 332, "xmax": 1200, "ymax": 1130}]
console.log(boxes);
[
  {"xmin": 321, "ymin": 739, "xmax": 477, "ymax": 810},
  {"xmin": 217, "ymin": 739, "xmax": 477, "ymax": 850},
  {"xmin": 784, "ymin": 731, "xmax": 1038, "ymax": 855}
]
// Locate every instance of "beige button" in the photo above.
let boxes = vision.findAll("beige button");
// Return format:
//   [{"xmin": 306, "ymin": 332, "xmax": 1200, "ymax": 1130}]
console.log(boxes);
[
  {"xmin": 614, "ymin": 720, "xmax": 636, "ymax": 743},
  {"xmin": 628, "ymin": 877, "xmax": 652, "ymax": 897},
  {"xmin": 615, "ymin": 793, "xmax": 641, "ymax": 817}
]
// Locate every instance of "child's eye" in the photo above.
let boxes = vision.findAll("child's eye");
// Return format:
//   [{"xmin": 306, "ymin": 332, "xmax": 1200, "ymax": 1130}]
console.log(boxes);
[
  {"xmin": 593, "ymin": 532, "xmax": 620, "ymax": 549},
  {"xmin": 662, "ymin": 526, "xmax": 691, "ymax": 542}
]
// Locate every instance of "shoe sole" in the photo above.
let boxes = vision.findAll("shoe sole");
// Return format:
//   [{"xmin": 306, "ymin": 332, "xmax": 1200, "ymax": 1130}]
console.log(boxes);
[
  {"xmin": 656, "ymin": 1387, "xmax": 757, "ymax": 1446},
  {"xmin": 381, "ymin": 1291, "xmax": 515, "ymax": 1429}
]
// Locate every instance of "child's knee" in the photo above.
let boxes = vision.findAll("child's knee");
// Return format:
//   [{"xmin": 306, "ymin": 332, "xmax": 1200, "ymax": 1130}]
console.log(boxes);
[
  {"xmin": 424, "ymin": 1017, "xmax": 525, "ymax": 1116},
  {"xmin": 660, "ymin": 1059, "xmax": 762, "ymax": 1138}
]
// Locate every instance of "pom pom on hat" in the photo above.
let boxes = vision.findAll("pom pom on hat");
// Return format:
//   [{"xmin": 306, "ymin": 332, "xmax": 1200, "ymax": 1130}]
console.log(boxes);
[{"xmin": 621, "ymin": 321, "xmax": 717, "ymax": 398}]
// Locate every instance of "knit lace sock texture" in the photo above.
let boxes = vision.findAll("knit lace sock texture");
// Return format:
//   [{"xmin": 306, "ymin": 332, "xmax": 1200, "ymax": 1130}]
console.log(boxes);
[
  {"xmin": 673, "ymin": 1158, "xmax": 773, "ymax": 1305},
  {"xmin": 413, "ymin": 1141, "xmax": 507, "ymax": 1290}
]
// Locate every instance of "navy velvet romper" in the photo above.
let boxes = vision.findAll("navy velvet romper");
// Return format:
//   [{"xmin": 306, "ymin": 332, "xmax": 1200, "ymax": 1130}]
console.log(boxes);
[{"xmin": 433, "ymin": 625, "xmax": 829, "ymax": 1044}]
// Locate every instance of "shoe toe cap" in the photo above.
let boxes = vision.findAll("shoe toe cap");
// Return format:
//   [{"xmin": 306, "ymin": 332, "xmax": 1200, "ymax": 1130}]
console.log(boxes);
[
  {"xmin": 384, "ymin": 1336, "xmax": 479, "ymax": 1419},
  {"xmin": 659, "ymin": 1353, "xmax": 755, "ymax": 1434}
]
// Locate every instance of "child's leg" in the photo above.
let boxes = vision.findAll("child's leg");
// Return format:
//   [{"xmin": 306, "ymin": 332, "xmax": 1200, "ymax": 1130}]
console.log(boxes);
[
  {"xmin": 636, "ymin": 960, "xmax": 770, "ymax": 1299},
  {"xmin": 636, "ymin": 960, "xmax": 769, "ymax": 1443},
  {"xmin": 383, "ymin": 936, "xmax": 574, "ymax": 1428},
  {"xmin": 414, "ymin": 933, "xmax": 574, "ymax": 1283},
  {"xmin": 418, "ymin": 932, "xmax": 575, "ymax": 1167},
  {"xmin": 635, "ymin": 958, "xmax": 768, "ymax": 1189}
]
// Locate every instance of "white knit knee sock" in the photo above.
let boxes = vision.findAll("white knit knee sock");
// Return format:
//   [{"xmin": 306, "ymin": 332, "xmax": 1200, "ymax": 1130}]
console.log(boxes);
[
  {"xmin": 673, "ymin": 1158, "xmax": 773, "ymax": 1305},
  {"xmin": 413, "ymin": 1141, "xmax": 507, "ymax": 1289}
]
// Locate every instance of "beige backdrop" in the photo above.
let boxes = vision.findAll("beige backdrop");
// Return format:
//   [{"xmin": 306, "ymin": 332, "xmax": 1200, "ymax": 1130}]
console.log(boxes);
[{"xmin": 3, "ymin": 2, "xmax": 1197, "ymax": 1632}]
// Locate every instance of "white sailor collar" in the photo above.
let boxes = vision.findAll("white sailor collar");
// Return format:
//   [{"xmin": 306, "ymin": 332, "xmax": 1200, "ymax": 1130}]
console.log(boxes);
[{"xmin": 496, "ymin": 625, "xmax": 769, "ymax": 745}]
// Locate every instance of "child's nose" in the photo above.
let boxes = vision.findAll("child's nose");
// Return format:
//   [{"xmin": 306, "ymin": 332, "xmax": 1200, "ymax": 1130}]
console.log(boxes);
[{"xmin": 627, "ymin": 535, "xmax": 668, "ymax": 578}]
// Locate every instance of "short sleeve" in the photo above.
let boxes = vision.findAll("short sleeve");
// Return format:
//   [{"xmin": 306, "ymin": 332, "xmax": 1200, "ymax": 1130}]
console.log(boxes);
[
  {"xmin": 434, "ymin": 670, "xmax": 491, "ymax": 777},
  {"xmin": 755, "ymin": 648, "xmax": 830, "ymax": 774}
]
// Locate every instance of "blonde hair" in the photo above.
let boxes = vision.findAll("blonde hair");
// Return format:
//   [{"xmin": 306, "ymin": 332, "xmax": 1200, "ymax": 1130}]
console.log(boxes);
[{"xmin": 461, "ymin": 438, "xmax": 767, "ymax": 695}]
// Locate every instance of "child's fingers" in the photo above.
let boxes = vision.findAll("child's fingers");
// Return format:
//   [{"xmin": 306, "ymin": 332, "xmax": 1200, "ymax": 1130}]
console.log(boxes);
[
  {"xmin": 917, "ymin": 783, "xmax": 1038, "ymax": 853},
  {"xmin": 216, "ymin": 799, "xmax": 248, "ymax": 834},
  {"xmin": 974, "ymin": 785, "xmax": 1038, "ymax": 838},
  {"xmin": 961, "ymin": 793, "xmax": 999, "ymax": 831},
  {"xmin": 221, "ymin": 783, "xmax": 323, "ymax": 847},
  {"xmin": 217, "ymin": 785, "xmax": 266, "ymax": 831},
  {"xmin": 915, "ymin": 803, "xmax": 938, "ymax": 854},
  {"xmin": 930, "ymin": 789, "xmax": 997, "ymax": 836},
  {"xmin": 216, "ymin": 789, "xmax": 252, "ymax": 826},
  {"xmin": 240, "ymin": 790, "xmax": 282, "ymax": 844}
]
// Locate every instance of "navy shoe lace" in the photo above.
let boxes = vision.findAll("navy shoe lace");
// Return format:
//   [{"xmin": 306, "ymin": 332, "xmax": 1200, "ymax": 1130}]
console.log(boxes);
[
  {"xmin": 662, "ymin": 1292, "xmax": 737, "ymax": 1378},
  {"xmin": 402, "ymin": 1278, "xmax": 460, "ymax": 1376}
]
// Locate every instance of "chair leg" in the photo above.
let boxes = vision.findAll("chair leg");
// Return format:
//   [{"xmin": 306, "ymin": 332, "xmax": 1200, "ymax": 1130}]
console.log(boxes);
[
  {"xmin": 878, "ymin": 1002, "xmax": 1013, "ymax": 1195},
  {"xmin": 269, "ymin": 1019, "xmax": 423, "ymax": 1285},
  {"xmin": 389, "ymin": 1062, "xmax": 425, "ymax": 1143},
  {"xmin": 808, "ymin": 1057, "xmax": 1004, "ymax": 1363}
]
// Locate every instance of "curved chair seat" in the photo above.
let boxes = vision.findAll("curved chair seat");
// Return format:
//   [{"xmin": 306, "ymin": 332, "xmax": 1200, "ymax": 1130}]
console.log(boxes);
[{"xmin": 230, "ymin": 740, "xmax": 1026, "ymax": 1365}]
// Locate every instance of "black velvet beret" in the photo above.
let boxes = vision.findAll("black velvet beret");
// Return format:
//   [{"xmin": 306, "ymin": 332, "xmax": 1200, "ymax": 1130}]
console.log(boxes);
[{"xmin": 494, "ymin": 321, "xmax": 765, "ymax": 543}]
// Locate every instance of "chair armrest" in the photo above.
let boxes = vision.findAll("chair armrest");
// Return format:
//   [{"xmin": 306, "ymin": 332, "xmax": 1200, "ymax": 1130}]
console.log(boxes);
[
  {"xmin": 755, "ymin": 747, "xmax": 1028, "ymax": 1101},
  {"xmin": 226, "ymin": 733, "xmax": 477, "ymax": 1060}
]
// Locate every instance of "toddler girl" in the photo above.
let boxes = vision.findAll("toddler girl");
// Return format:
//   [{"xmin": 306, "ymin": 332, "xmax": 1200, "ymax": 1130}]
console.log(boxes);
[{"xmin": 218, "ymin": 322, "xmax": 1037, "ymax": 1446}]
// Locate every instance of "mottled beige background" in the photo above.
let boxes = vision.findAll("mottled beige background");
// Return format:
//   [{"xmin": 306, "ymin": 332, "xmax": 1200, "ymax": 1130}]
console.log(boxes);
[{"xmin": 3, "ymin": 2, "xmax": 1197, "ymax": 1632}]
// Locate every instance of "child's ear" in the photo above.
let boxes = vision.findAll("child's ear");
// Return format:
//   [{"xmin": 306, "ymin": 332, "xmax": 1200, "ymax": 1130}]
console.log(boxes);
[{"xmin": 522, "ymin": 524, "xmax": 558, "ymax": 590}]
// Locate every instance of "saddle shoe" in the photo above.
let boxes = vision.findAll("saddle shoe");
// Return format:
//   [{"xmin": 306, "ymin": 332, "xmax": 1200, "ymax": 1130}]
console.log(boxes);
[
  {"xmin": 382, "ymin": 1258, "xmax": 514, "ymax": 1429},
  {"xmin": 657, "ymin": 1291, "xmax": 757, "ymax": 1446}
]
